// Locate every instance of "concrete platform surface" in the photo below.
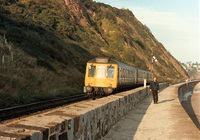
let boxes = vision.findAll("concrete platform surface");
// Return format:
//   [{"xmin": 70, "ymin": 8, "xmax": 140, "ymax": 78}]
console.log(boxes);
[{"xmin": 103, "ymin": 83, "xmax": 200, "ymax": 140}]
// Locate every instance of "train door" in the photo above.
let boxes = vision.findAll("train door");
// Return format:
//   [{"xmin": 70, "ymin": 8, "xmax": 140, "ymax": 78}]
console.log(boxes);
[
  {"xmin": 135, "ymin": 69, "xmax": 138, "ymax": 84},
  {"xmin": 97, "ymin": 65, "xmax": 106, "ymax": 78},
  {"xmin": 118, "ymin": 67, "xmax": 121, "ymax": 85}
]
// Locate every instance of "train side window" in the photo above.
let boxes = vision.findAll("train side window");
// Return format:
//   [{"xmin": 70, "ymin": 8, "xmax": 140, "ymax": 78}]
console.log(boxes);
[
  {"xmin": 128, "ymin": 70, "xmax": 130, "ymax": 78},
  {"xmin": 143, "ymin": 72, "xmax": 145, "ymax": 78},
  {"xmin": 119, "ymin": 68, "xmax": 122, "ymax": 79},
  {"xmin": 121, "ymin": 69, "xmax": 123, "ymax": 78},
  {"xmin": 107, "ymin": 66, "xmax": 114, "ymax": 78},
  {"xmin": 131, "ymin": 70, "xmax": 133, "ymax": 78},
  {"xmin": 124, "ymin": 69, "xmax": 126, "ymax": 78},
  {"xmin": 122, "ymin": 69, "xmax": 124, "ymax": 78},
  {"xmin": 126, "ymin": 69, "xmax": 128, "ymax": 78},
  {"xmin": 88, "ymin": 65, "xmax": 96, "ymax": 77}
]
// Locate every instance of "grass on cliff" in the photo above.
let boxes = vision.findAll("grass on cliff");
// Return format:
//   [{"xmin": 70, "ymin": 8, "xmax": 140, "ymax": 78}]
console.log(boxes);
[{"xmin": 0, "ymin": 63, "xmax": 86, "ymax": 109}]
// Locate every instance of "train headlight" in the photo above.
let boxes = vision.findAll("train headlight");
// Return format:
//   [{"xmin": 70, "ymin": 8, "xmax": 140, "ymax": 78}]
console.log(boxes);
[
  {"xmin": 86, "ymin": 86, "xmax": 93, "ymax": 92},
  {"xmin": 103, "ymin": 87, "xmax": 113, "ymax": 94},
  {"xmin": 107, "ymin": 87, "xmax": 113, "ymax": 93}
]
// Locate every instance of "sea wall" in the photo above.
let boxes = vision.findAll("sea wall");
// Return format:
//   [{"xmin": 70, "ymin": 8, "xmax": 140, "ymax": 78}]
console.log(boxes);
[
  {"xmin": 178, "ymin": 81, "xmax": 200, "ymax": 130},
  {"xmin": 178, "ymin": 81, "xmax": 199, "ymax": 102}
]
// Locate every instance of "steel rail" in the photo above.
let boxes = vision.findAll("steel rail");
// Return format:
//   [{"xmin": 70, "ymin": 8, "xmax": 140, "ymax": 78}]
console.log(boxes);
[{"xmin": 0, "ymin": 94, "xmax": 88, "ymax": 122}]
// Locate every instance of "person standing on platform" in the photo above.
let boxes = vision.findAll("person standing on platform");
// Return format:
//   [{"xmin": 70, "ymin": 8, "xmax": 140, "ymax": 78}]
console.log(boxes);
[{"xmin": 150, "ymin": 77, "xmax": 160, "ymax": 104}]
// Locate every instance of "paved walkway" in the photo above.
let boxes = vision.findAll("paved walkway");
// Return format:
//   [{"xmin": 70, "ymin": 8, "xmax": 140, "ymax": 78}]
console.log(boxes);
[
  {"xmin": 103, "ymin": 83, "xmax": 200, "ymax": 140},
  {"xmin": 191, "ymin": 83, "xmax": 200, "ymax": 129}
]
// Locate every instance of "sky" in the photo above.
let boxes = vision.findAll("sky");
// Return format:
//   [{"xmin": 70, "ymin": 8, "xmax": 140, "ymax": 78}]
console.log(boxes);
[{"xmin": 94, "ymin": 0, "xmax": 200, "ymax": 63}]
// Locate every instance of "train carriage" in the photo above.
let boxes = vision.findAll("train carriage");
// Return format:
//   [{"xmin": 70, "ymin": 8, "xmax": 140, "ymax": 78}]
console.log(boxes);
[{"xmin": 84, "ymin": 57, "xmax": 153, "ymax": 98}]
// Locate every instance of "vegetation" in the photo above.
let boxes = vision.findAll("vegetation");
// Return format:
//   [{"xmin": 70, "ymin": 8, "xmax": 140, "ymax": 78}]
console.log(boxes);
[{"xmin": 0, "ymin": 0, "xmax": 188, "ymax": 108}]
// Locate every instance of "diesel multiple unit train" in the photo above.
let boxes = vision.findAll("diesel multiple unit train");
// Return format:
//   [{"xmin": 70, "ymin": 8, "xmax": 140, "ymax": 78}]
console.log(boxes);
[{"xmin": 84, "ymin": 57, "xmax": 153, "ymax": 98}]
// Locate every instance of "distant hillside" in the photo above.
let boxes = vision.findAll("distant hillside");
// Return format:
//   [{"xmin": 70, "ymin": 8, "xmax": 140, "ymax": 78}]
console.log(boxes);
[
  {"xmin": 0, "ymin": 0, "xmax": 188, "ymax": 108},
  {"xmin": 181, "ymin": 62, "xmax": 200, "ymax": 79}
]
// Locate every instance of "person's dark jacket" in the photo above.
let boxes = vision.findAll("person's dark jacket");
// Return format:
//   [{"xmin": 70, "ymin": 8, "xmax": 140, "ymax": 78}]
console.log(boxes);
[{"xmin": 150, "ymin": 81, "xmax": 159, "ymax": 91}]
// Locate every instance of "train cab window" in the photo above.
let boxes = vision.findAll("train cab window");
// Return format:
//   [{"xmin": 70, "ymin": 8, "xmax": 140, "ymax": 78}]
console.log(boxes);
[
  {"xmin": 88, "ymin": 65, "xmax": 96, "ymax": 77},
  {"xmin": 107, "ymin": 66, "xmax": 114, "ymax": 78},
  {"xmin": 97, "ymin": 65, "xmax": 106, "ymax": 78}
]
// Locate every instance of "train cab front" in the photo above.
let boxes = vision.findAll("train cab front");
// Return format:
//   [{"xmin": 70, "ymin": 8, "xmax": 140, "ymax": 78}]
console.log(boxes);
[{"xmin": 84, "ymin": 60, "xmax": 118, "ymax": 99}]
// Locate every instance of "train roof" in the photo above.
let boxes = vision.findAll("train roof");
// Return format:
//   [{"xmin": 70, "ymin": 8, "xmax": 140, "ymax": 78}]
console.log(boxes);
[
  {"xmin": 88, "ymin": 57, "xmax": 117, "ymax": 64},
  {"xmin": 87, "ymin": 57, "xmax": 152, "ymax": 73},
  {"xmin": 88, "ymin": 58, "xmax": 131, "ymax": 68}
]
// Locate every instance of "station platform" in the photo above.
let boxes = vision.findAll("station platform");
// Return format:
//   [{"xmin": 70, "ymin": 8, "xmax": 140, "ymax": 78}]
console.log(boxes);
[{"xmin": 103, "ymin": 83, "xmax": 200, "ymax": 140}]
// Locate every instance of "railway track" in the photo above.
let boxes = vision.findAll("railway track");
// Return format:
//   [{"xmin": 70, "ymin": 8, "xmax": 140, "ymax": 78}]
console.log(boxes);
[
  {"xmin": 0, "ymin": 83, "xmax": 168, "ymax": 122},
  {"xmin": 0, "ymin": 94, "xmax": 88, "ymax": 122}
]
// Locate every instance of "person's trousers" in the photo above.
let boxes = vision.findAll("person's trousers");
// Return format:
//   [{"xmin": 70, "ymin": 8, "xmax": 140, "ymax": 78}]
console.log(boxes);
[{"xmin": 152, "ymin": 90, "xmax": 158, "ymax": 103}]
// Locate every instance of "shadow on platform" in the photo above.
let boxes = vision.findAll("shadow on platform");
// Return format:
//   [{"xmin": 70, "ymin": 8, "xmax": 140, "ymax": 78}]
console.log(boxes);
[
  {"xmin": 105, "ymin": 97, "xmax": 153, "ymax": 139},
  {"xmin": 130, "ymin": 99, "xmax": 152, "ymax": 138},
  {"xmin": 103, "ymin": 97, "xmax": 152, "ymax": 139},
  {"xmin": 158, "ymin": 99, "xmax": 174, "ymax": 104}
]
